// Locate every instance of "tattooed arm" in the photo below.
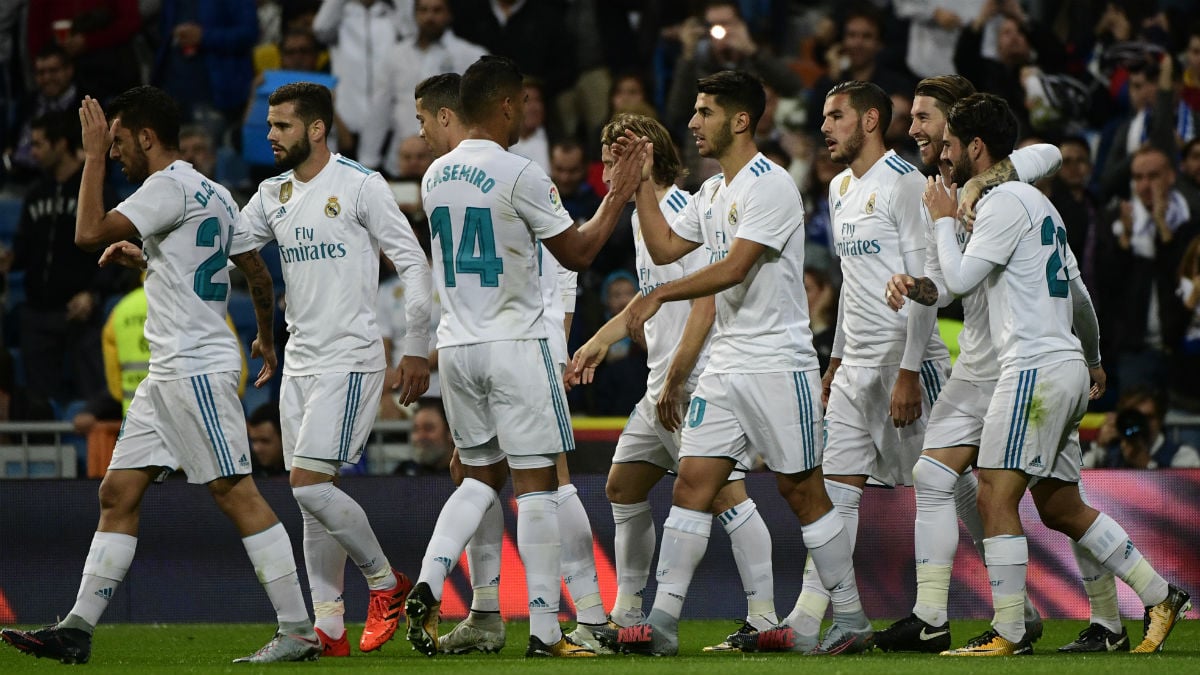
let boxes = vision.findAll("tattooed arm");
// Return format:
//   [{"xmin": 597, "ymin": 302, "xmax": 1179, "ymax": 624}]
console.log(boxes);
[{"xmin": 230, "ymin": 250, "xmax": 277, "ymax": 387}]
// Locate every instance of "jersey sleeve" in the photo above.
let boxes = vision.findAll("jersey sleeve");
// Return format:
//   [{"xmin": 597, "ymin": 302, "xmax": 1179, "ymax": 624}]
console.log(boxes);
[
  {"xmin": 893, "ymin": 172, "xmax": 929, "ymax": 254},
  {"xmin": 511, "ymin": 162, "xmax": 574, "ymax": 240},
  {"xmin": 1010, "ymin": 143, "xmax": 1063, "ymax": 185},
  {"xmin": 230, "ymin": 190, "xmax": 275, "ymax": 256},
  {"xmin": 360, "ymin": 172, "xmax": 433, "ymax": 358},
  {"xmin": 963, "ymin": 191, "xmax": 1026, "ymax": 266},
  {"xmin": 114, "ymin": 174, "xmax": 187, "ymax": 239},
  {"xmin": 669, "ymin": 185, "xmax": 705, "ymax": 244},
  {"xmin": 735, "ymin": 174, "xmax": 801, "ymax": 251}
]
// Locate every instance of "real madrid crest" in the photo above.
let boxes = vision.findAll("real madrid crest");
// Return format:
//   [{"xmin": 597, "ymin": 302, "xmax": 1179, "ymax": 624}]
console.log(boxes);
[
  {"xmin": 728, "ymin": 202, "xmax": 738, "ymax": 226},
  {"xmin": 865, "ymin": 193, "xmax": 876, "ymax": 214},
  {"xmin": 279, "ymin": 181, "xmax": 292, "ymax": 204},
  {"xmin": 325, "ymin": 196, "xmax": 340, "ymax": 218},
  {"xmin": 839, "ymin": 175, "xmax": 851, "ymax": 196}
]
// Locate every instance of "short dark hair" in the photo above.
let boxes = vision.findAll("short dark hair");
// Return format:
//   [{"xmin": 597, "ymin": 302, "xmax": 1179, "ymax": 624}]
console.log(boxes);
[
  {"xmin": 268, "ymin": 81, "xmax": 334, "ymax": 133},
  {"xmin": 460, "ymin": 55, "xmax": 524, "ymax": 127},
  {"xmin": 279, "ymin": 27, "xmax": 318, "ymax": 51},
  {"xmin": 551, "ymin": 137, "xmax": 585, "ymax": 158},
  {"xmin": 601, "ymin": 112, "xmax": 687, "ymax": 186},
  {"xmin": 415, "ymin": 72, "xmax": 462, "ymax": 114},
  {"xmin": 703, "ymin": 0, "xmax": 742, "ymax": 18},
  {"xmin": 248, "ymin": 401, "xmax": 281, "ymax": 432},
  {"xmin": 1184, "ymin": 136, "xmax": 1200, "ymax": 158},
  {"xmin": 108, "ymin": 85, "xmax": 181, "ymax": 151},
  {"xmin": 826, "ymin": 80, "xmax": 893, "ymax": 136},
  {"xmin": 35, "ymin": 43, "xmax": 70, "ymax": 64},
  {"xmin": 696, "ymin": 70, "xmax": 766, "ymax": 135},
  {"xmin": 1059, "ymin": 134, "xmax": 1091, "ymax": 157},
  {"xmin": 946, "ymin": 93, "xmax": 1018, "ymax": 163},
  {"xmin": 843, "ymin": 2, "xmax": 885, "ymax": 39},
  {"xmin": 914, "ymin": 74, "xmax": 976, "ymax": 115},
  {"xmin": 31, "ymin": 110, "xmax": 80, "ymax": 153}
]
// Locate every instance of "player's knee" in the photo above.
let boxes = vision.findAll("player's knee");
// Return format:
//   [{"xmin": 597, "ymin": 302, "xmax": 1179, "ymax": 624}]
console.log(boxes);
[{"xmin": 97, "ymin": 473, "xmax": 145, "ymax": 515}]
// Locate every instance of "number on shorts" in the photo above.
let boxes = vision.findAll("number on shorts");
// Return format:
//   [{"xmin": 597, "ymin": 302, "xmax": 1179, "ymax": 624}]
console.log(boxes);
[
  {"xmin": 193, "ymin": 216, "xmax": 230, "ymax": 301},
  {"xmin": 430, "ymin": 206, "xmax": 505, "ymax": 287},
  {"xmin": 687, "ymin": 397, "xmax": 707, "ymax": 428},
  {"xmin": 1040, "ymin": 216, "xmax": 1068, "ymax": 298}
]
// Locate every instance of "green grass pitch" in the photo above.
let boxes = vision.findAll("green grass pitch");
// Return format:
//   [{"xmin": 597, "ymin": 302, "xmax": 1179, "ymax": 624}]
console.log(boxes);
[{"xmin": 1, "ymin": 619, "xmax": 1197, "ymax": 674}]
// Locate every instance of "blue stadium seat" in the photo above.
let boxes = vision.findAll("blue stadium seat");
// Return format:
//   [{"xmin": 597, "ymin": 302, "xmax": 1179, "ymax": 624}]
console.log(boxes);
[
  {"xmin": 227, "ymin": 290, "xmax": 258, "ymax": 351},
  {"xmin": 0, "ymin": 197, "xmax": 22, "ymax": 245}
]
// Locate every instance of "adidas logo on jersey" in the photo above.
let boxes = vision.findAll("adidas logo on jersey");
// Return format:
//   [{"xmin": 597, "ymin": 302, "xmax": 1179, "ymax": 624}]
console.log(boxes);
[
  {"xmin": 529, "ymin": 597, "xmax": 550, "ymax": 609},
  {"xmin": 434, "ymin": 556, "xmax": 454, "ymax": 573},
  {"xmin": 95, "ymin": 587, "xmax": 113, "ymax": 600}
]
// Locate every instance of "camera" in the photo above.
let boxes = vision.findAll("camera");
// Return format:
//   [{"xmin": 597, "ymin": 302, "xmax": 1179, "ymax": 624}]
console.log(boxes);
[{"xmin": 1116, "ymin": 409, "xmax": 1151, "ymax": 443}]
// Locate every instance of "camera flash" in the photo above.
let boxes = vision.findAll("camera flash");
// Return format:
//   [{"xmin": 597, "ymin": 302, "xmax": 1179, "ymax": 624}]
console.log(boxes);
[{"xmin": 710, "ymin": 25, "xmax": 726, "ymax": 40}]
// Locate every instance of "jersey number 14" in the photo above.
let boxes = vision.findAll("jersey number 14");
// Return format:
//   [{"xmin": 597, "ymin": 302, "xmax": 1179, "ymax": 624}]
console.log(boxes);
[{"xmin": 430, "ymin": 206, "xmax": 505, "ymax": 287}]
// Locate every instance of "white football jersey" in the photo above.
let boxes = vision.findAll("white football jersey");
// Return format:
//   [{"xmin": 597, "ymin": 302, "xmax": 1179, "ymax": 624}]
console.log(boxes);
[
  {"xmin": 965, "ymin": 182, "xmax": 1084, "ymax": 369},
  {"xmin": 114, "ymin": 160, "xmax": 242, "ymax": 379},
  {"xmin": 231, "ymin": 154, "xmax": 432, "ymax": 376},
  {"xmin": 636, "ymin": 185, "xmax": 712, "ymax": 400},
  {"xmin": 923, "ymin": 183, "xmax": 999, "ymax": 381},
  {"xmin": 423, "ymin": 139, "xmax": 573, "ymax": 348},
  {"xmin": 830, "ymin": 150, "xmax": 948, "ymax": 366},
  {"xmin": 670, "ymin": 153, "xmax": 817, "ymax": 373},
  {"xmin": 537, "ymin": 244, "xmax": 577, "ymax": 365}
]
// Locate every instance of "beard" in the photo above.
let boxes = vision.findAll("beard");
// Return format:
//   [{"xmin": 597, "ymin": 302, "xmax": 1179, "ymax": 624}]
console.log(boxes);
[
  {"xmin": 949, "ymin": 151, "xmax": 975, "ymax": 187},
  {"xmin": 830, "ymin": 123, "xmax": 866, "ymax": 165},
  {"xmin": 703, "ymin": 122, "xmax": 735, "ymax": 158},
  {"xmin": 120, "ymin": 144, "xmax": 151, "ymax": 183},
  {"xmin": 274, "ymin": 135, "xmax": 312, "ymax": 171}
]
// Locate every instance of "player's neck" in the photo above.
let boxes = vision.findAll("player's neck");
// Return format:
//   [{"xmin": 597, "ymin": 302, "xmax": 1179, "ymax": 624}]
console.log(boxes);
[
  {"xmin": 717, "ymin": 140, "xmax": 758, "ymax": 184},
  {"xmin": 848, "ymin": 140, "xmax": 886, "ymax": 179},
  {"xmin": 294, "ymin": 145, "xmax": 332, "ymax": 183},
  {"xmin": 653, "ymin": 181, "xmax": 673, "ymax": 203},
  {"xmin": 147, "ymin": 151, "xmax": 180, "ymax": 177}
]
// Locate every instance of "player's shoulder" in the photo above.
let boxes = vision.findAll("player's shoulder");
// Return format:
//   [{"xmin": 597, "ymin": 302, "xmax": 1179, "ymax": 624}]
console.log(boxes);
[
  {"xmin": 661, "ymin": 185, "xmax": 691, "ymax": 215},
  {"xmin": 880, "ymin": 152, "xmax": 920, "ymax": 179},
  {"xmin": 332, "ymin": 154, "xmax": 375, "ymax": 177}
]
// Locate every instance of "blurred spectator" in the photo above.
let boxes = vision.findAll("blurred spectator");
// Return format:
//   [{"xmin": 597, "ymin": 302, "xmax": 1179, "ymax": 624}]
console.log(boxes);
[
  {"xmin": 587, "ymin": 269, "xmax": 647, "ymax": 416},
  {"xmin": 1180, "ymin": 137, "xmax": 1200, "ymax": 212},
  {"xmin": 0, "ymin": 349, "xmax": 56, "ymax": 439},
  {"xmin": 610, "ymin": 71, "xmax": 652, "ymax": 117},
  {"xmin": 27, "ymin": 0, "xmax": 142, "ymax": 104},
  {"xmin": 1108, "ymin": 145, "xmax": 1198, "ymax": 393},
  {"xmin": 802, "ymin": 134, "xmax": 842, "ymax": 271},
  {"xmin": 1101, "ymin": 56, "xmax": 1190, "ymax": 199},
  {"xmin": 153, "ymin": 0, "xmax": 258, "ymax": 144},
  {"xmin": 450, "ymin": 0, "xmax": 575, "ymax": 119},
  {"xmin": 895, "ymin": 0, "xmax": 984, "ymax": 79},
  {"xmin": 509, "ymin": 77, "xmax": 551, "ymax": 172},
  {"xmin": 1083, "ymin": 386, "xmax": 1200, "ymax": 468},
  {"xmin": 665, "ymin": 1, "xmax": 803, "ymax": 137},
  {"xmin": 6, "ymin": 112, "xmax": 119, "ymax": 403},
  {"xmin": 807, "ymin": 3, "xmax": 912, "ymax": 135},
  {"xmin": 550, "ymin": 138, "xmax": 600, "ymax": 223},
  {"xmin": 386, "ymin": 0, "xmax": 485, "ymax": 177},
  {"xmin": 804, "ymin": 266, "xmax": 837, "ymax": 373},
  {"xmin": 394, "ymin": 399, "xmax": 453, "ymax": 476},
  {"xmin": 248, "ymin": 401, "xmax": 287, "ymax": 476},
  {"xmin": 886, "ymin": 91, "xmax": 920, "ymax": 166},
  {"xmin": 251, "ymin": 2, "xmax": 328, "ymax": 76},
  {"xmin": 1049, "ymin": 136, "xmax": 1111, "ymax": 306},
  {"xmin": 0, "ymin": 1, "xmax": 19, "ymax": 157},
  {"xmin": 954, "ymin": 0, "xmax": 1066, "ymax": 137},
  {"xmin": 555, "ymin": 1, "xmax": 640, "ymax": 143},
  {"xmin": 5, "ymin": 45, "xmax": 81, "ymax": 182},
  {"xmin": 1182, "ymin": 22, "xmax": 1200, "ymax": 113},
  {"xmin": 313, "ymin": 0, "xmax": 400, "ymax": 170},
  {"xmin": 252, "ymin": 28, "xmax": 322, "ymax": 91},
  {"xmin": 1174, "ymin": 235, "xmax": 1200, "ymax": 409},
  {"xmin": 179, "ymin": 124, "xmax": 217, "ymax": 177},
  {"xmin": 392, "ymin": 134, "xmax": 430, "ymax": 222}
]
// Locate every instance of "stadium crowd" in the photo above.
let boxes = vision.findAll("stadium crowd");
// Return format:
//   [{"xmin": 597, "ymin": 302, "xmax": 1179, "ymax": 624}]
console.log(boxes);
[{"xmin": 0, "ymin": 0, "xmax": 1194, "ymax": 665}]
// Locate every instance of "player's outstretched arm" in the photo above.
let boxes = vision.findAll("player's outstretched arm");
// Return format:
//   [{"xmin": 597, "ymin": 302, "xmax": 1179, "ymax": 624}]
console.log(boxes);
[
  {"xmin": 230, "ymin": 250, "xmax": 277, "ymax": 388},
  {"xmin": 616, "ymin": 132, "xmax": 699, "ymax": 265},
  {"xmin": 542, "ymin": 136, "xmax": 650, "ymax": 271},
  {"xmin": 657, "ymin": 295, "xmax": 714, "ymax": 432},
  {"xmin": 569, "ymin": 303, "xmax": 633, "ymax": 385},
  {"xmin": 76, "ymin": 96, "xmax": 138, "ymax": 250}
]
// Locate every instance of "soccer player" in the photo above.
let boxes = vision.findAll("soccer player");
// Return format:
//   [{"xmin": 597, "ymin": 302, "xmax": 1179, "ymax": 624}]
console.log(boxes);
[
  {"xmin": 410, "ymin": 72, "xmax": 609, "ymax": 656},
  {"xmin": 570, "ymin": 112, "xmax": 779, "ymax": 652},
  {"xmin": 753, "ymin": 81, "xmax": 948, "ymax": 653},
  {"xmin": 879, "ymin": 74, "xmax": 1124, "ymax": 654},
  {"xmin": 0, "ymin": 86, "xmax": 319, "ymax": 664},
  {"xmin": 930, "ymin": 93, "xmax": 1189, "ymax": 656},
  {"xmin": 403, "ymin": 55, "xmax": 647, "ymax": 659},
  {"xmin": 229, "ymin": 82, "xmax": 433, "ymax": 656},
  {"xmin": 609, "ymin": 70, "xmax": 870, "ymax": 657}
]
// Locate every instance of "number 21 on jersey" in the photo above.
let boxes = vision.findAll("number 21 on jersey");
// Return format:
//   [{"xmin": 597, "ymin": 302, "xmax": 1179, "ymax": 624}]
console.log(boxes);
[{"xmin": 429, "ymin": 206, "xmax": 504, "ymax": 287}]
